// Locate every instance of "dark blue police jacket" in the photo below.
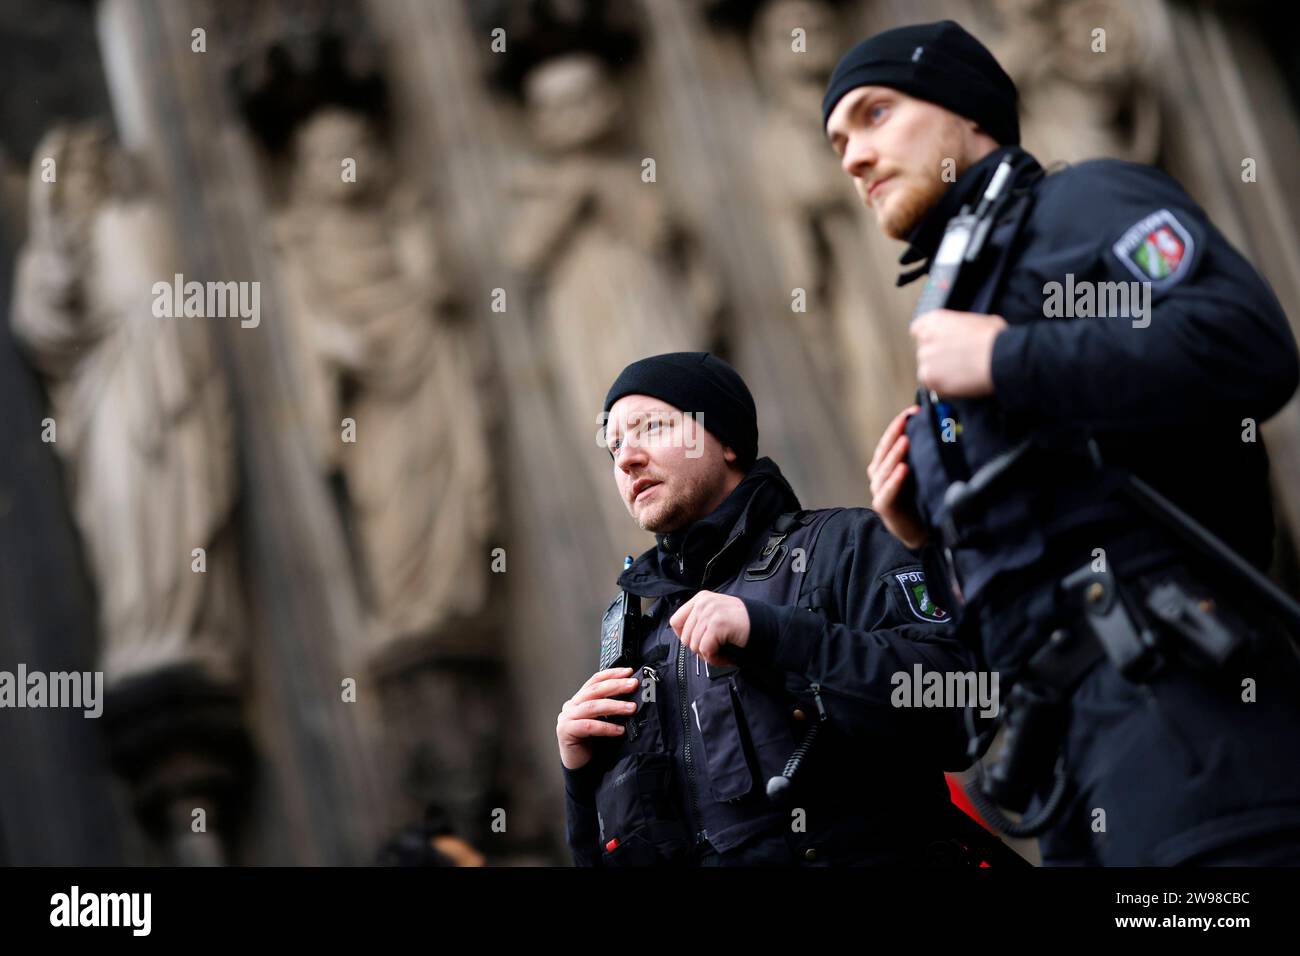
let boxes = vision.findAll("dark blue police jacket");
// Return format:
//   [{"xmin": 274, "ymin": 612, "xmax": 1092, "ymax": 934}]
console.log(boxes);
[
  {"xmin": 900, "ymin": 146, "xmax": 1299, "ymax": 669},
  {"xmin": 562, "ymin": 457, "xmax": 978, "ymax": 866}
]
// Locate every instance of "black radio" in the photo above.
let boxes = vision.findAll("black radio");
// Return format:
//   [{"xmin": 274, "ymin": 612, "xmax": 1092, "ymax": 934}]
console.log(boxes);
[{"xmin": 599, "ymin": 556, "xmax": 644, "ymax": 725}]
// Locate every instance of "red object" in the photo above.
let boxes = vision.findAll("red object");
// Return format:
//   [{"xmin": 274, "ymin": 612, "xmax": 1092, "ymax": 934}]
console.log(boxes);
[
  {"xmin": 605, "ymin": 838, "xmax": 620, "ymax": 853},
  {"xmin": 946, "ymin": 773, "xmax": 1023, "ymax": 866},
  {"xmin": 945, "ymin": 772, "xmax": 994, "ymax": 832}
]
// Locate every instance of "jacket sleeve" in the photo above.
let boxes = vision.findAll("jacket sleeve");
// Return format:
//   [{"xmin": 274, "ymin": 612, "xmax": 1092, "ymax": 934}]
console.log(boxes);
[
  {"xmin": 739, "ymin": 508, "xmax": 977, "ymax": 771},
  {"xmin": 561, "ymin": 762, "xmax": 605, "ymax": 867},
  {"xmin": 989, "ymin": 162, "xmax": 1299, "ymax": 429}
]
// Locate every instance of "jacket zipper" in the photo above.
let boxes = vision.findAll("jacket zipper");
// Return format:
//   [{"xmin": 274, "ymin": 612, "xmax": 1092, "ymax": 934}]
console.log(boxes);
[
  {"xmin": 678, "ymin": 630, "xmax": 705, "ymax": 847},
  {"xmin": 675, "ymin": 532, "xmax": 744, "ymax": 850},
  {"xmin": 700, "ymin": 531, "xmax": 742, "ymax": 590},
  {"xmin": 810, "ymin": 682, "xmax": 828, "ymax": 721}
]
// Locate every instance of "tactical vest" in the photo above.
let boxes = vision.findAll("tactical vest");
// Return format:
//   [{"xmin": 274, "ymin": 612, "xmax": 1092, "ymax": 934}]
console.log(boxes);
[
  {"xmin": 903, "ymin": 184, "xmax": 1044, "ymax": 606},
  {"xmin": 590, "ymin": 508, "xmax": 842, "ymax": 865}
]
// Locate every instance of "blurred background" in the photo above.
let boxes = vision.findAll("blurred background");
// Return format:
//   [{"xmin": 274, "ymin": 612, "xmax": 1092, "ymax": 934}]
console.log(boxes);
[{"xmin": 0, "ymin": 0, "xmax": 1297, "ymax": 865}]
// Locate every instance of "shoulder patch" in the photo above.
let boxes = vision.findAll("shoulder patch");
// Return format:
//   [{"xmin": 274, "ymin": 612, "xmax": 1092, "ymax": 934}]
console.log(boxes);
[
  {"xmin": 892, "ymin": 567, "xmax": 950, "ymax": 624},
  {"xmin": 1111, "ymin": 209, "xmax": 1195, "ymax": 288}
]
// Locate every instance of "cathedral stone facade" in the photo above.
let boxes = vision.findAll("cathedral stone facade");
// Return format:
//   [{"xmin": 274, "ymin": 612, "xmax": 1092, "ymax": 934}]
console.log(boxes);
[{"xmin": 0, "ymin": 0, "xmax": 1297, "ymax": 865}]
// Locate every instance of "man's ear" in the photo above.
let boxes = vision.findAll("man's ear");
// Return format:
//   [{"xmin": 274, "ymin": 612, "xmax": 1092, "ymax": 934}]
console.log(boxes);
[
  {"xmin": 722, "ymin": 445, "xmax": 737, "ymax": 464},
  {"xmin": 966, "ymin": 122, "xmax": 1000, "ymax": 159}
]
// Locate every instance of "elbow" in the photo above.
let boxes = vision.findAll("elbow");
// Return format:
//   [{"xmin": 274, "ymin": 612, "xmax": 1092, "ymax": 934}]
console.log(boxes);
[
  {"xmin": 1258, "ymin": 302, "xmax": 1300, "ymax": 419},
  {"xmin": 1271, "ymin": 343, "xmax": 1300, "ymax": 419},
  {"xmin": 1254, "ymin": 336, "xmax": 1300, "ymax": 422}
]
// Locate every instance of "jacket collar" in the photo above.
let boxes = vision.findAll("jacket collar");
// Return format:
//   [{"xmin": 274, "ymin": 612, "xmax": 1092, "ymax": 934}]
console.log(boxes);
[
  {"xmin": 616, "ymin": 457, "xmax": 802, "ymax": 598},
  {"xmin": 897, "ymin": 145, "xmax": 1042, "ymax": 284}
]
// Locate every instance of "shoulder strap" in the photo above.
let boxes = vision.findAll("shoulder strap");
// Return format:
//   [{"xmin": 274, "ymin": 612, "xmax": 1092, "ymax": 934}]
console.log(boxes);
[
  {"xmin": 968, "ymin": 183, "xmax": 1040, "ymax": 315},
  {"xmin": 772, "ymin": 510, "xmax": 813, "ymax": 534},
  {"xmin": 744, "ymin": 511, "xmax": 816, "ymax": 581}
]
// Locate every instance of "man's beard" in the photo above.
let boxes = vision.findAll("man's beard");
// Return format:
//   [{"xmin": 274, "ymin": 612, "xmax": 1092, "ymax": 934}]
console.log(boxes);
[
  {"xmin": 876, "ymin": 171, "xmax": 949, "ymax": 241},
  {"xmin": 634, "ymin": 472, "xmax": 716, "ymax": 534}
]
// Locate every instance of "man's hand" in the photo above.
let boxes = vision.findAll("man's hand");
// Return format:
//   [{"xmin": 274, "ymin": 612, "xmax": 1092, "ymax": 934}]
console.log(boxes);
[
  {"xmin": 911, "ymin": 309, "xmax": 1007, "ymax": 399},
  {"xmin": 868, "ymin": 405, "xmax": 928, "ymax": 550},
  {"xmin": 670, "ymin": 591, "xmax": 749, "ymax": 666},
  {"xmin": 431, "ymin": 834, "xmax": 486, "ymax": 867},
  {"xmin": 556, "ymin": 667, "xmax": 640, "ymax": 771}
]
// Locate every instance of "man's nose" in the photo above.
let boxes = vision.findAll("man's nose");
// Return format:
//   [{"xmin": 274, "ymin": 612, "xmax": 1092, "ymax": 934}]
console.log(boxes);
[
  {"xmin": 615, "ymin": 438, "xmax": 648, "ymax": 473},
  {"xmin": 841, "ymin": 133, "xmax": 876, "ymax": 179}
]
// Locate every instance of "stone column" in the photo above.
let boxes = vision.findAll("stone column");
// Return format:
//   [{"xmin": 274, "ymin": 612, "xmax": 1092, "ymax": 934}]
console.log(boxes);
[{"xmin": 94, "ymin": 0, "xmax": 399, "ymax": 863}]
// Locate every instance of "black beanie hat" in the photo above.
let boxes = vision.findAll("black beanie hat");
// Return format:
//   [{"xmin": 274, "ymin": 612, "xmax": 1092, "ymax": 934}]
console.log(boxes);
[
  {"xmin": 602, "ymin": 352, "xmax": 758, "ymax": 470},
  {"xmin": 822, "ymin": 20, "xmax": 1019, "ymax": 146}
]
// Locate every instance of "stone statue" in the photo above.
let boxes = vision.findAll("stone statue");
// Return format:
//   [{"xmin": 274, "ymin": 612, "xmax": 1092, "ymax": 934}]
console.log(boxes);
[
  {"xmin": 274, "ymin": 108, "xmax": 495, "ymax": 659},
  {"xmin": 993, "ymin": 0, "xmax": 1162, "ymax": 165},
  {"xmin": 505, "ymin": 53, "xmax": 723, "ymax": 548},
  {"xmin": 11, "ymin": 124, "xmax": 241, "ymax": 690},
  {"xmin": 750, "ymin": 0, "xmax": 916, "ymax": 459}
]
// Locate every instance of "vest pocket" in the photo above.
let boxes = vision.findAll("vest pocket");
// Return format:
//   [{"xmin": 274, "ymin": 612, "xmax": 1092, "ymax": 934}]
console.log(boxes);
[
  {"xmin": 731, "ymin": 678, "xmax": 798, "ymax": 786},
  {"xmin": 594, "ymin": 752, "xmax": 691, "ymax": 865},
  {"xmin": 623, "ymin": 664, "xmax": 665, "ymax": 751},
  {"xmin": 695, "ymin": 679, "xmax": 758, "ymax": 803}
]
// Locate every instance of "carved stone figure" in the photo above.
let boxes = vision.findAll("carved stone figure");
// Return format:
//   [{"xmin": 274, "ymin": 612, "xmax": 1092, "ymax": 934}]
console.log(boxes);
[
  {"xmin": 993, "ymin": 0, "xmax": 1162, "ymax": 165},
  {"xmin": 750, "ymin": 0, "xmax": 916, "ymax": 458},
  {"xmin": 505, "ymin": 53, "xmax": 722, "ymax": 547},
  {"xmin": 11, "ymin": 124, "xmax": 241, "ymax": 690},
  {"xmin": 274, "ymin": 107, "xmax": 495, "ymax": 659}
]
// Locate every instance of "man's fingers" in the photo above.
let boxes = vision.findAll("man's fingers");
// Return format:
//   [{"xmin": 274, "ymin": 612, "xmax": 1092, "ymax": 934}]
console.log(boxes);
[
  {"xmin": 869, "ymin": 409, "xmax": 907, "ymax": 475},
  {"xmin": 871, "ymin": 462, "xmax": 904, "ymax": 510},
  {"xmin": 583, "ymin": 667, "xmax": 634, "ymax": 689},
  {"xmin": 573, "ymin": 676, "xmax": 640, "ymax": 704},
  {"xmin": 689, "ymin": 619, "xmax": 707, "ymax": 656},
  {"xmin": 870, "ymin": 406, "xmax": 917, "ymax": 476},
  {"xmin": 916, "ymin": 346, "xmax": 939, "ymax": 390},
  {"xmin": 871, "ymin": 436, "xmax": 910, "ymax": 499},
  {"xmin": 679, "ymin": 603, "xmax": 700, "ymax": 654},
  {"xmin": 698, "ymin": 631, "xmax": 726, "ymax": 665},
  {"xmin": 868, "ymin": 427, "xmax": 891, "ymax": 480},
  {"xmin": 876, "ymin": 461, "xmax": 910, "ymax": 507},
  {"xmin": 568, "ymin": 698, "xmax": 637, "ymax": 719},
  {"xmin": 877, "ymin": 434, "xmax": 910, "ymax": 484},
  {"xmin": 565, "ymin": 719, "xmax": 625, "ymax": 739},
  {"xmin": 911, "ymin": 310, "xmax": 948, "ymax": 338},
  {"xmin": 669, "ymin": 594, "xmax": 696, "ymax": 635}
]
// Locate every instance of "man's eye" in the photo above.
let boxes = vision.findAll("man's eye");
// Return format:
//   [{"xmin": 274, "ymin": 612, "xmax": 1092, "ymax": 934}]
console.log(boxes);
[{"xmin": 870, "ymin": 103, "xmax": 888, "ymax": 123}]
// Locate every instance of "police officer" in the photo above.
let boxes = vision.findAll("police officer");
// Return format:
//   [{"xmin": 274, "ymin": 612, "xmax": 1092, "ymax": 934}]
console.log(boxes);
[
  {"xmin": 824, "ymin": 20, "xmax": 1300, "ymax": 864},
  {"xmin": 556, "ymin": 352, "xmax": 980, "ymax": 866}
]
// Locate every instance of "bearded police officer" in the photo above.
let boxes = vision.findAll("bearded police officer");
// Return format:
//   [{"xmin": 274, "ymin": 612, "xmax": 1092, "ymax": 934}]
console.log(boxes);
[
  {"xmin": 824, "ymin": 20, "xmax": 1300, "ymax": 864},
  {"xmin": 555, "ymin": 352, "xmax": 988, "ymax": 866}
]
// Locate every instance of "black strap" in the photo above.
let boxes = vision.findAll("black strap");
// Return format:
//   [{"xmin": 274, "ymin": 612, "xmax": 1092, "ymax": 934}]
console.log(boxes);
[
  {"xmin": 1023, "ymin": 626, "xmax": 1107, "ymax": 699},
  {"xmin": 968, "ymin": 184, "xmax": 1039, "ymax": 315},
  {"xmin": 743, "ymin": 512, "xmax": 813, "ymax": 581},
  {"xmin": 772, "ymin": 510, "xmax": 811, "ymax": 534}
]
